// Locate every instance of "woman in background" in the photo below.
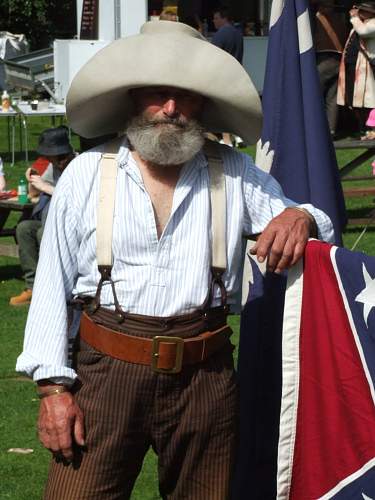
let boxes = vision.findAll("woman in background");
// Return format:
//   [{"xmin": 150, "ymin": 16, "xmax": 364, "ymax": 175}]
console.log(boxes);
[{"xmin": 337, "ymin": 2, "xmax": 375, "ymax": 132}]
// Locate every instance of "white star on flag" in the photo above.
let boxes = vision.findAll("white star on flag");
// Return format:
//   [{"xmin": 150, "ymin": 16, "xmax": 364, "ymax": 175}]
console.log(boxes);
[
  {"xmin": 362, "ymin": 493, "xmax": 373, "ymax": 500},
  {"xmin": 355, "ymin": 263, "xmax": 375, "ymax": 327}
]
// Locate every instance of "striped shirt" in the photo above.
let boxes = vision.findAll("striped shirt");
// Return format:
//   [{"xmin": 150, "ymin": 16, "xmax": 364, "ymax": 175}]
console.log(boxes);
[{"xmin": 16, "ymin": 139, "xmax": 334, "ymax": 383}]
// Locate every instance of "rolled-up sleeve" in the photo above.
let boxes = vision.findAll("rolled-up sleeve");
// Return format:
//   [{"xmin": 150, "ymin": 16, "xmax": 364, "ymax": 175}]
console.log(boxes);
[
  {"xmin": 242, "ymin": 156, "xmax": 335, "ymax": 243},
  {"xmin": 16, "ymin": 170, "xmax": 80, "ymax": 384}
]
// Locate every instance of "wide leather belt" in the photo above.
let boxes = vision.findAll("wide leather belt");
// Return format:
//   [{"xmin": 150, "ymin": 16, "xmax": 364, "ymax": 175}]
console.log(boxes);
[{"xmin": 80, "ymin": 312, "xmax": 232, "ymax": 374}]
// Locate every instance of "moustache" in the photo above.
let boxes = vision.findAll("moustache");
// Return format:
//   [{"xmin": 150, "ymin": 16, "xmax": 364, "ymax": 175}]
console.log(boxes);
[{"xmin": 140, "ymin": 116, "xmax": 189, "ymax": 130}]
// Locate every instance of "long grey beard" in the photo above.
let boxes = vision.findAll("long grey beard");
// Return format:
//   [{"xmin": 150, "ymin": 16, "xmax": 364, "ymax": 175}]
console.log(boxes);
[{"xmin": 126, "ymin": 114, "xmax": 205, "ymax": 166}]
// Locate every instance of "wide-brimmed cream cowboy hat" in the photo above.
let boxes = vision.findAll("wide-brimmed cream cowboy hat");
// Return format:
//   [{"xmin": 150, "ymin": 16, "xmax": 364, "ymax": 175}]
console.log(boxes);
[{"xmin": 67, "ymin": 21, "xmax": 262, "ymax": 145}]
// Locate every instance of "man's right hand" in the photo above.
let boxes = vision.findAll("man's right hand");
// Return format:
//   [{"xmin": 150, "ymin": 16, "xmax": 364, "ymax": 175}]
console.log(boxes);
[{"xmin": 37, "ymin": 388, "xmax": 85, "ymax": 462}]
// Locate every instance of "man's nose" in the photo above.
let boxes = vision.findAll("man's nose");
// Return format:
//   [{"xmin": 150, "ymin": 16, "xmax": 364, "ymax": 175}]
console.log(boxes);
[{"xmin": 163, "ymin": 98, "xmax": 179, "ymax": 118}]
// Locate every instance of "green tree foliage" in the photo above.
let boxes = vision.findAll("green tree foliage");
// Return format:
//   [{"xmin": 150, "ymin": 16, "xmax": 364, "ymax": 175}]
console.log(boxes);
[{"xmin": 0, "ymin": 0, "xmax": 76, "ymax": 50}]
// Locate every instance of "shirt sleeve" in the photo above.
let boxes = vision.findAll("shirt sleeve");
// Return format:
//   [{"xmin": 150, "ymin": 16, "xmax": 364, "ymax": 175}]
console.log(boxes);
[
  {"xmin": 241, "ymin": 155, "xmax": 335, "ymax": 243},
  {"xmin": 16, "ymin": 169, "xmax": 80, "ymax": 384}
]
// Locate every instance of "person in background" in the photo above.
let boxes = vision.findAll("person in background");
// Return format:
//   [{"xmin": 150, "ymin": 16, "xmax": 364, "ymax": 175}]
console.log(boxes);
[
  {"xmin": 159, "ymin": 9, "xmax": 178, "ymax": 21},
  {"xmin": 243, "ymin": 19, "xmax": 255, "ymax": 36},
  {"xmin": 212, "ymin": 7, "xmax": 243, "ymax": 63},
  {"xmin": 337, "ymin": 1, "xmax": 375, "ymax": 133},
  {"xmin": 10, "ymin": 126, "xmax": 75, "ymax": 306},
  {"xmin": 212, "ymin": 7, "xmax": 244, "ymax": 147},
  {"xmin": 361, "ymin": 106, "xmax": 375, "ymax": 138},
  {"xmin": 362, "ymin": 109, "xmax": 375, "ymax": 173},
  {"xmin": 311, "ymin": 0, "xmax": 349, "ymax": 138},
  {"xmin": 0, "ymin": 157, "xmax": 6, "ymax": 191}
]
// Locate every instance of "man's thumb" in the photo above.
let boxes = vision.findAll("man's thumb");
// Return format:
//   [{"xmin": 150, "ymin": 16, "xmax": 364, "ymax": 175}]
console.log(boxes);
[{"xmin": 74, "ymin": 412, "xmax": 85, "ymax": 446}]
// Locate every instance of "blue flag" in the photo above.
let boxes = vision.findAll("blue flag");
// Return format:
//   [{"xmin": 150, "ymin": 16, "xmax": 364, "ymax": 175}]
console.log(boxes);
[
  {"xmin": 261, "ymin": 0, "xmax": 346, "ymax": 244},
  {"xmin": 235, "ymin": 1, "xmax": 349, "ymax": 497}
]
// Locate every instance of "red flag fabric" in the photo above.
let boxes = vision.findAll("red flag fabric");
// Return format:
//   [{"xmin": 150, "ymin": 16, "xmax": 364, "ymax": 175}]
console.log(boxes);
[{"xmin": 278, "ymin": 240, "xmax": 375, "ymax": 499}]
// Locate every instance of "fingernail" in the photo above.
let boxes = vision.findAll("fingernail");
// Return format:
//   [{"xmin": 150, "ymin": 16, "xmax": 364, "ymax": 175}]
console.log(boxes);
[{"xmin": 257, "ymin": 256, "xmax": 264, "ymax": 263}]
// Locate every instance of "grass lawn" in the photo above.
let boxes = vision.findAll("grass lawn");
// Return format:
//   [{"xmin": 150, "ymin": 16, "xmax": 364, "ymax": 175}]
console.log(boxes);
[{"xmin": 0, "ymin": 116, "xmax": 374, "ymax": 498}]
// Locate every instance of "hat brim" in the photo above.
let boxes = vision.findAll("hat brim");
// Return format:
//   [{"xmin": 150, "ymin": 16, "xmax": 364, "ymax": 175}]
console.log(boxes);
[
  {"xmin": 36, "ymin": 144, "xmax": 73, "ymax": 156},
  {"xmin": 67, "ymin": 21, "xmax": 262, "ymax": 145}
]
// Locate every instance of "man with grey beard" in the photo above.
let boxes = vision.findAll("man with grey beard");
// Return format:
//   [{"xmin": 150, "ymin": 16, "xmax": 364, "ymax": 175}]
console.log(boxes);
[
  {"xmin": 126, "ymin": 88, "xmax": 205, "ymax": 167},
  {"xmin": 17, "ymin": 21, "xmax": 334, "ymax": 500}
]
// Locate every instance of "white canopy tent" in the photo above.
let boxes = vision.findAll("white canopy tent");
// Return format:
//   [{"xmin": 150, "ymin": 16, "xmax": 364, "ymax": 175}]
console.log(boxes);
[
  {"xmin": 54, "ymin": 0, "xmax": 147, "ymax": 103},
  {"xmin": 54, "ymin": 0, "xmax": 268, "ymax": 103}
]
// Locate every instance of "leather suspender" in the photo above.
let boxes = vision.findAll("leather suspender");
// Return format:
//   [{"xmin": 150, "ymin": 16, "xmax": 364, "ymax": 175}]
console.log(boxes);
[
  {"xmin": 203, "ymin": 140, "xmax": 227, "ymax": 307},
  {"xmin": 93, "ymin": 138, "xmax": 227, "ymax": 317},
  {"xmin": 96, "ymin": 147, "xmax": 121, "ymax": 268},
  {"xmin": 204, "ymin": 140, "xmax": 227, "ymax": 273},
  {"xmin": 93, "ymin": 137, "xmax": 123, "ymax": 313}
]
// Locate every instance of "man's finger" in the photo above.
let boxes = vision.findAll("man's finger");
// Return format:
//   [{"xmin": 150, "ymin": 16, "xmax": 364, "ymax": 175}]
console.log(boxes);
[
  {"xmin": 74, "ymin": 411, "xmax": 85, "ymax": 447},
  {"xmin": 266, "ymin": 232, "xmax": 289, "ymax": 272},
  {"xmin": 59, "ymin": 446, "xmax": 74, "ymax": 462},
  {"xmin": 250, "ymin": 230, "xmax": 277, "ymax": 263},
  {"xmin": 273, "ymin": 238, "xmax": 296, "ymax": 274},
  {"xmin": 41, "ymin": 427, "xmax": 60, "ymax": 453},
  {"xmin": 289, "ymin": 241, "xmax": 306, "ymax": 267}
]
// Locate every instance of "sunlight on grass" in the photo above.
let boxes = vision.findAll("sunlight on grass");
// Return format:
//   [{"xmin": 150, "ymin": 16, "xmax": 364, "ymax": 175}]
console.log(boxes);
[{"xmin": 0, "ymin": 117, "xmax": 374, "ymax": 498}]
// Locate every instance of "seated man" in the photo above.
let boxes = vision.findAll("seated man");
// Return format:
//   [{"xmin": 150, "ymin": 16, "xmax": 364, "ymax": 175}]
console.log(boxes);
[{"xmin": 10, "ymin": 126, "xmax": 75, "ymax": 306}]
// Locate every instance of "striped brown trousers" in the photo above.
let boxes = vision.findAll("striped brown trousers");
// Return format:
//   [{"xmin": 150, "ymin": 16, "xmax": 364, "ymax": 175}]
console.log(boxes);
[{"xmin": 44, "ymin": 332, "xmax": 238, "ymax": 499}]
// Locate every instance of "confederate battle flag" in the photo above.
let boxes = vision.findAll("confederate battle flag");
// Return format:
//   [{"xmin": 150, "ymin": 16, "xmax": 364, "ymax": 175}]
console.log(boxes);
[
  {"xmin": 278, "ymin": 239, "xmax": 375, "ymax": 498},
  {"xmin": 235, "ymin": 240, "xmax": 375, "ymax": 499}
]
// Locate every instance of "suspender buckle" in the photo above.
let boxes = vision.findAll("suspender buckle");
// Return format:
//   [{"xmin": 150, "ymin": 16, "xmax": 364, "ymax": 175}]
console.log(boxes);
[
  {"xmin": 98, "ymin": 265, "xmax": 112, "ymax": 280},
  {"xmin": 151, "ymin": 336, "xmax": 184, "ymax": 374}
]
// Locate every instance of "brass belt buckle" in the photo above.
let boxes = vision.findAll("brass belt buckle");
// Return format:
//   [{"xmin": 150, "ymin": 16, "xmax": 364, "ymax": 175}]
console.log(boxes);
[{"xmin": 151, "ymin": 336, "xmax": 184, "ymax": 374}]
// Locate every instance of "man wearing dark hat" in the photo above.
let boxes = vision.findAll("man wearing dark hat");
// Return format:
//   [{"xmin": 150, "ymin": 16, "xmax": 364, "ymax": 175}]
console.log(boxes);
[
  {"xmin": 10, "ymin": 126, "xmax": 75, "ymax": 306},
  {"xmin": 17, "ymin": 21, "xmax": 334, "ymax": 499}
]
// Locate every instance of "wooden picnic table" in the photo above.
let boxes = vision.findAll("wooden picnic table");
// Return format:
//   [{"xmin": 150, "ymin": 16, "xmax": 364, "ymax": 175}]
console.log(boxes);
[
  {"xmin": 334, "ymin": 138, "xmax": 375, "ymax": 225},
  {"xmin": 334, "ymin": 138, "xmax": 375, "ymax": 180},
  {"xmin": 0, "ymin": 199, "xmax": 34, "ymax": 240}
]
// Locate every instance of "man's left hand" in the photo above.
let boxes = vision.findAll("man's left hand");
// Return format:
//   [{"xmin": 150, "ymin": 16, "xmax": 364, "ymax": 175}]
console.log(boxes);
[{"xmin": 250, "ymin": 207, "xmax": 314, "ymax": 274}]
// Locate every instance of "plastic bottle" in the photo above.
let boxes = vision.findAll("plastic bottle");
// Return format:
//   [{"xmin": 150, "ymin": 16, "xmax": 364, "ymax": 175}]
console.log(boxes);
[
  {"xmin": 1, "ymin": 90, "xmax": 10, "ymax": 112},
  {"xmin": 18, "ymin": 175, "xmax": 28, "ymax": 204}
]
